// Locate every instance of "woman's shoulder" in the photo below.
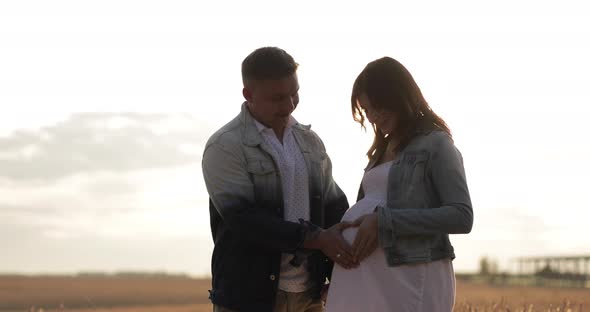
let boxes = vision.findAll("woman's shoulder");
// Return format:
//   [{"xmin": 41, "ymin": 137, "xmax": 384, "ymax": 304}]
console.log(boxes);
[{"xmin": 409, "ymin": 130, "xmax": 453, "ymax": 149}]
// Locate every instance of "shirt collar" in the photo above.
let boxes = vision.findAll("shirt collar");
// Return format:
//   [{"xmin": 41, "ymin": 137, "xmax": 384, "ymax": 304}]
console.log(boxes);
[{"xmin": 253, "ymin": 115, "xmax": 298, "ymax": 134}]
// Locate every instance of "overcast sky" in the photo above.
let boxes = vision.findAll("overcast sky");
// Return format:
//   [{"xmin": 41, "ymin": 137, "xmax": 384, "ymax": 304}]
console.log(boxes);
[{"xmin": 1, "ymin": 0, "xmax": 589, "ymax": 276}]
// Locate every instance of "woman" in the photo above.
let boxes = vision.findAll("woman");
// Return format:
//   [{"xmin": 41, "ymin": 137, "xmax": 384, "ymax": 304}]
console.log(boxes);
[{"xmin": 325, "ymin": 57, "xmax": 473, "ymax": 311}]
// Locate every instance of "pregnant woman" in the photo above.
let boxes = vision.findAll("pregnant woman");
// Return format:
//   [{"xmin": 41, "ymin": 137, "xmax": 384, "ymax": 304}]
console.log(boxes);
[{"xmin": 325, "ymin": 57, "xmax": 473, "ymax": 312}]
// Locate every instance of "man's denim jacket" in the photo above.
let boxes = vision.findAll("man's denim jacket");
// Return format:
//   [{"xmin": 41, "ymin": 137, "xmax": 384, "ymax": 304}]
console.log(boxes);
[
  {"xmin": 202, "ymin": 103, "xmax": 348, "ymax": 311},
  {"xmin": 361, "ymin": 130, "xmax": 473, "ymax": 266}
]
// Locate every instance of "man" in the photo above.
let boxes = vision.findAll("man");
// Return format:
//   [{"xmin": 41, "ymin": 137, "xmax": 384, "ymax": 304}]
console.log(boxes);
[{"xmin": 202, "ymin": 47, "xmax": 356, "ymax": 312}]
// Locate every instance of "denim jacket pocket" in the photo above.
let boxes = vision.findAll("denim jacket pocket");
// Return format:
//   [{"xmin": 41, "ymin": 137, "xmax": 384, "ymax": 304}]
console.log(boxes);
[
  {"xmin": 306, "ymin": 152, "xmax": 328, "ymax": 179},
  {"xmin": 401, "ymin": 152, "xmax": 428, "ymax": 182},
  {"xmin": 246, "ymin": 159, "xmax": 275, "ymax": 175},
  {"xmin": 400, "ymin": 152, "xmax": 429, "ymax": 201},
  {"xmin": 246, "ymin": 159, "xmax": 278, "ymax": 207},
  {"xmin": 308, "ymin": 151, "xmax": 328, "ymax": 164}
]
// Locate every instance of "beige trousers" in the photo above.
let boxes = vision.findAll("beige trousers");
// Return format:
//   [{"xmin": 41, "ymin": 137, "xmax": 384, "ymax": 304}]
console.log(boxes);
[{"xmin": 214, "ymin": 289, "xmax": 323, "ymax": 312}]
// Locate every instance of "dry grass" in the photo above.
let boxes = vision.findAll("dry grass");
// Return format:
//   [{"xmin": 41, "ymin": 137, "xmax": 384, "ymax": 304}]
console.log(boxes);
[
  {"xmin": 454, "ymin": 281, "xmax": 589, "ymax": 311},
  {"xmin": 0, "ymin": 275, "xmax": 210, "ymax": 311},
  {"xmin": 29, "ymin": 304, "xmax": 211, "ymax": 312},
  {"xmin": 1, "ymin": 275, "xmax": 588, "ymax": 312}
]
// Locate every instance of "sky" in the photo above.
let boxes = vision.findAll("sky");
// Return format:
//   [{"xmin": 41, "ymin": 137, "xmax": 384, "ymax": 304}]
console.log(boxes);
[{"xmin": 1, "ymin": 0, "xmax": 589, "ymax": 276}]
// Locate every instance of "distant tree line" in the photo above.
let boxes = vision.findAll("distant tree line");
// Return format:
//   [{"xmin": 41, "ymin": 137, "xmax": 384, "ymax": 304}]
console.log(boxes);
[
  {"xmin": 76, "ymin": 271, "xmax": 190, "ymax": 279},
  {"xmin": 479, "ymin": 256, "xmax": 499, "ymax": 275}
]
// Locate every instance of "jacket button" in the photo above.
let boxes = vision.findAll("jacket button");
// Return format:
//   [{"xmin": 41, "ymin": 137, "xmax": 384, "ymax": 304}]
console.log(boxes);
[{"xmin": 270, "ymin": 274, "xmax": 276, "ymax": 281}]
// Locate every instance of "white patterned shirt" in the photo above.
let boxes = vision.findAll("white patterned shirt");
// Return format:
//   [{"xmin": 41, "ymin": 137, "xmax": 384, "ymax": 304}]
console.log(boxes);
[{"xmin": 254, "ymin": 116, "xmax": 311, "ymax": 293}]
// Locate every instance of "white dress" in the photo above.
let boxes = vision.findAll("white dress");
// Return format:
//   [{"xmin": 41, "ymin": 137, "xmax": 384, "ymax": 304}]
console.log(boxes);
[{"xmin": 325, "ymin": 161, "xmax": 456, "ymax": 312}]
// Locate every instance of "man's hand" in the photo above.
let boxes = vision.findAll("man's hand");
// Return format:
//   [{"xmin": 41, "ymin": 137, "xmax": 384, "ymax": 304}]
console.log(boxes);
[
  {"xmin": 351, "ymin": 213, "xmax": 379, "ymax": 263},
  {"xmin": 304, "ymin": 222, "xmax": 358, "ymax": 269}
]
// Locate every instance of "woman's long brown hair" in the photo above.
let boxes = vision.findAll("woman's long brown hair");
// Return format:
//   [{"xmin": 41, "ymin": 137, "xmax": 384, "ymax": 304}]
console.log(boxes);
[{"xmin": 351, "ymin": 57, "xmax": 451, "ymax": 160}]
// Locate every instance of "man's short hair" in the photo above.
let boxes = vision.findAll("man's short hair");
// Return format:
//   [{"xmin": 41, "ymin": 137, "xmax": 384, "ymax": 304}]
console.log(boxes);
[{"xmin": 241, "ymin": 47, "xmax": 298, "ymax": 85}]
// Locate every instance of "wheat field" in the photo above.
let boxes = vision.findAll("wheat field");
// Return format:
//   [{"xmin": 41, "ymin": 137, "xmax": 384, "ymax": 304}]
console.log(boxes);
[{"xmin": 1, "ymin": 275, "xmax": 588, "ymax": 312}]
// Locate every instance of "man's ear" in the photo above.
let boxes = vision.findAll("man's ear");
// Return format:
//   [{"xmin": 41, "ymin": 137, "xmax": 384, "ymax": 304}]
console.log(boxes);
[{"xmin": 243, "ymin": 87, "xmax": 253, "ymax": 103}]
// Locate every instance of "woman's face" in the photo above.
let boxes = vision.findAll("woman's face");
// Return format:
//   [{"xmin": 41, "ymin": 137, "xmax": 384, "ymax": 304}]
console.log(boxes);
[{"xmin": 358, "ymin": 93, "xmax": 397, "ymax": 135}]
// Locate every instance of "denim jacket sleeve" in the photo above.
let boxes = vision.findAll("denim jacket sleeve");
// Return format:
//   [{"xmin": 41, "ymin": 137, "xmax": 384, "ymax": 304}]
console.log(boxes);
[
  {"xmin": 202, "ymin": 142, "xmax": 306, "ymax": 253},
  {"xmin": 377, "ymin": 133, "xmax": 473, "ymax": 239}
]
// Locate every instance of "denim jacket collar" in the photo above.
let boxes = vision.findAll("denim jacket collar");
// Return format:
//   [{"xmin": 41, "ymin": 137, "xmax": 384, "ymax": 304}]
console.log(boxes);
[{"xmin": 240, "ymin": 102, "xmax": 312, "ymax": 150}]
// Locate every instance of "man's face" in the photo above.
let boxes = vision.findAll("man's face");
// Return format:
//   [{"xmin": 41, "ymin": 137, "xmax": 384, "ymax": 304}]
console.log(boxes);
[{"xmin": 243, "ymin": 73, "xmax": 300, "ymax": 130}]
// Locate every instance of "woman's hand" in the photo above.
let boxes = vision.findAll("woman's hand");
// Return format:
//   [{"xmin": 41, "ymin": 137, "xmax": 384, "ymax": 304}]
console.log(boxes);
[{"xmin": 351, "ymin": 212, "xmax": 379, "ymax": 263}]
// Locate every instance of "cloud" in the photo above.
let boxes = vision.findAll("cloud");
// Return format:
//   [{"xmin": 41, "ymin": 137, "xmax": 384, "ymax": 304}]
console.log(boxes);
[
  {"xmin": 0, "ymin": 163, "xmax": 210, "ymax": 238},
  {"xmin": 0, "ymin": 113, "xmax": 214, "ymax": 262},
  {"xmin": 0, "ymin": 113, "xmax": 211, "ymax": 181},
  {"xmin": 0, "ymin": 220, "xmax": 213, "ymax": 275}
]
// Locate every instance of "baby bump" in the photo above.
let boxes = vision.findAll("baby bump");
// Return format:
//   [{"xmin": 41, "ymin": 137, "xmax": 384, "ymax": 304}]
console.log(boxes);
[
  {"xmin": 340, "ymin": 199, "xmax": 383, "ymax": 246},
  {"xmin": 340, "ymin": 222, "xmax": 388, "ymax": 266},
  {"xmin": 341, "ymin": 226, "xmax": 358, "ymax": 245},
  {"xmin": 341, "ymin": 198, "xmax": 383, "ymax": 223}
]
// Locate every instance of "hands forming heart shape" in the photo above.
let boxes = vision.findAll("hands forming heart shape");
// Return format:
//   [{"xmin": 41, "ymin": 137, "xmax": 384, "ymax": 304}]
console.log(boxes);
[{"xmin": 315, "ymin": 212, "xmax": 379, "ymax": 269}]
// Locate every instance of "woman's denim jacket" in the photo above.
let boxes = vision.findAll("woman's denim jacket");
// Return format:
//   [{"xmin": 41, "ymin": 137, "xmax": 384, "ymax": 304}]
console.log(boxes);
[{"xmin": 360, "ymin": 130, "xmax": 473, "ymax": 266}]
